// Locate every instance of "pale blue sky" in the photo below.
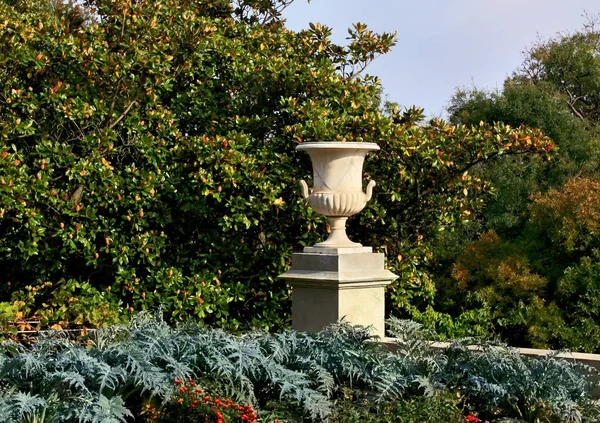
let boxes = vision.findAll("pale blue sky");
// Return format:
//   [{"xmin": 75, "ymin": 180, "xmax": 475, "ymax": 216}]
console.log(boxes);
[{"xmin": 284, "ymin": 0, "xmax": 599, "ymax": 118}]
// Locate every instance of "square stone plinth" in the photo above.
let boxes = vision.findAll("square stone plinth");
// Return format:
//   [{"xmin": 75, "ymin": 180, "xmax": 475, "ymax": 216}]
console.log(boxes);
[{"xmin": 278, "ymin": 250, "xmax": 398, "ymax": 338}]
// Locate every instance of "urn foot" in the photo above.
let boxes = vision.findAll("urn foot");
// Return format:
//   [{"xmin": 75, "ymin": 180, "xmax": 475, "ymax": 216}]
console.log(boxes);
[{"xmin": 313, "ymin": 217, "xmax": 362, "ymax": 249}]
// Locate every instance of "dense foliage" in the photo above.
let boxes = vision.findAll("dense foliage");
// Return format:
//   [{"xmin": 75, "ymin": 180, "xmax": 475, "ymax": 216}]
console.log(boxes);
[
  {"xmin": 0, "ymin": 314, "xmax": 596, "ymax": 422},
  {"xmin": 432, "ymin": 16, "xmax": 600, "ymax": 351},
  {"xmin": 0, "ymin": 0, "xmax": 554, "ymax": 330}
]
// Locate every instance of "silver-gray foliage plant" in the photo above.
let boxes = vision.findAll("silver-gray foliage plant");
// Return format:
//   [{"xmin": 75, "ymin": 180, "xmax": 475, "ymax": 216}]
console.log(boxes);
[{"xmin": 0, "ymin": 313, "xmax": 597, "ymax": 422}]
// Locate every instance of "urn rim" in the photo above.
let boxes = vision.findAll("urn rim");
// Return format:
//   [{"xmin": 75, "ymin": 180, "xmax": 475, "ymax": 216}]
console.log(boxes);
[{"xmin": 296, "ymin": 141, "xmax": 380, "ymax": 151}]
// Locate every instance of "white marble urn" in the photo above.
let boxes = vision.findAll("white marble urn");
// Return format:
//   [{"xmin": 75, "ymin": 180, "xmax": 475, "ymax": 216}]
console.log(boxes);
[{"xmin": 297, "ymin": 142, "xmax": 380, "ymax": 249}]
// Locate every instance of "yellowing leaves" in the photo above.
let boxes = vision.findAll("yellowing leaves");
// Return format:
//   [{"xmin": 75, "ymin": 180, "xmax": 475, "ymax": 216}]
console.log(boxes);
[{"xmin": 101, "ymin": 157, "xmax": 114, "ymax": 170}]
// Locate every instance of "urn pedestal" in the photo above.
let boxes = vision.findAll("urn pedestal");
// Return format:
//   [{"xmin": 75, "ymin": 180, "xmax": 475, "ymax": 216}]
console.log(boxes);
[
  {"xmin": 279, "ymin": 248, "xmax": 397, "ymax": 337},
  {"xmin": 278, "ymin": 142, "xmax": 398, "ymax": 338}
]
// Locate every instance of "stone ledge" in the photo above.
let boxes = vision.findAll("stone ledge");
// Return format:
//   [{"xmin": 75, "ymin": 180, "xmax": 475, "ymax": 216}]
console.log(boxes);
[
  {"xmin": 289, "ymin": 251, "xmax": 398, "ymax": 276},
  {"xmin": 303, "ymin": 246, "xmax": 373, "ymax": 254},
  {"xmin": 280, "ymin": 269, "xmax": 396, "ymax": 288}
]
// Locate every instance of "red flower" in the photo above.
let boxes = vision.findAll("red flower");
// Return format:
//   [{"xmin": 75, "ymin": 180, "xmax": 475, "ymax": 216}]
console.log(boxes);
[{"xmin": 466, "ymin": 415, "xmax": 480, "ymax": 422}]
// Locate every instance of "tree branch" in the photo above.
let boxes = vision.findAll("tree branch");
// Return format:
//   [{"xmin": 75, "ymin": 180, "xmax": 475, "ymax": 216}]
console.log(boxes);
[
  {"xmin": 108, "ymin": 95, "xmax": 139, "ymax": 129},
  {"xmin": 565, "ymin": 99, "xmax": 586, "ymax": 121},
  {"xmin": 416, "ymin": 149, "xmax": 535, "ymax": 200}
]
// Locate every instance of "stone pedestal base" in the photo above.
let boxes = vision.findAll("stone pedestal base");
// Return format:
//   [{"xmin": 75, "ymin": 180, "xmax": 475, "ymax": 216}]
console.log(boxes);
[{"xmin": 278, "ymin": 247, "xmax": 398, "ymax": 338}]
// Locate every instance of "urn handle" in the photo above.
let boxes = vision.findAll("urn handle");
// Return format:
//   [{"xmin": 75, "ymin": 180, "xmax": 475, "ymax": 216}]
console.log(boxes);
[
  {"xmin": 365, "ymin": 180, "xmax": 376, "ymax": 201},
  {"xmin": 299, "ymin": 180, "xmax": 310, "ymax": 200}
]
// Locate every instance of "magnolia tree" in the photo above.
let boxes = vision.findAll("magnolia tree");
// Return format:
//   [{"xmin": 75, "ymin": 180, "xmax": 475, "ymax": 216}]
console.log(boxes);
[{"xmin": 0, "ymin": 0, "xmax": 554, "ymax": 330}]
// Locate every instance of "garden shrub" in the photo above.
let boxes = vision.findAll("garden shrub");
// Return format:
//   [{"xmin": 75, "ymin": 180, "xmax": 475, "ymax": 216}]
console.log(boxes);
[
  {"xmin": 444, "ymin": 230, "xmax": 550, "ymax": 346},
  {"xmin": 0, "ymin": 313, "xmax": 596, "ymax": 422},
  {"xmin": 143, "ymin": 380, "xmax": 258, "ymax": 423},
  {"xmin": 431, "ymin": 177, "xmax": 600, "ymax": 352},
  {"xmin": 442, "ymin": 340, "xmax": 598, "ymax": 423},
  {"xmin": 0, "ymin": 0, "xmax": 554, "ymax": 330},
  {"xmin": 551, "ymin": 252, "xmax": 600, "ymax": 352},
  {"xmin": 330, "ymin": 392, "xmax": 465, "ymax": 423}
]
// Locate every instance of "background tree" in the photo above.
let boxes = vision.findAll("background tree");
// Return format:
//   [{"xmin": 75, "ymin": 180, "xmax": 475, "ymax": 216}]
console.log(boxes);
[
  {"xmin": 434, "ymin": 16, "xmax": 600, "ymax": 350},
  {"xmin": 522, "ymin": 14, "xmax": 600, "ymax": 123}
]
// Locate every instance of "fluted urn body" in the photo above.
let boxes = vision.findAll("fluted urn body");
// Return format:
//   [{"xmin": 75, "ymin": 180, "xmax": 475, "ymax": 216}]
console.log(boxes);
[{"xmin": 297, "ymin": 142, "xmax": 379, "ymax": 249}]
